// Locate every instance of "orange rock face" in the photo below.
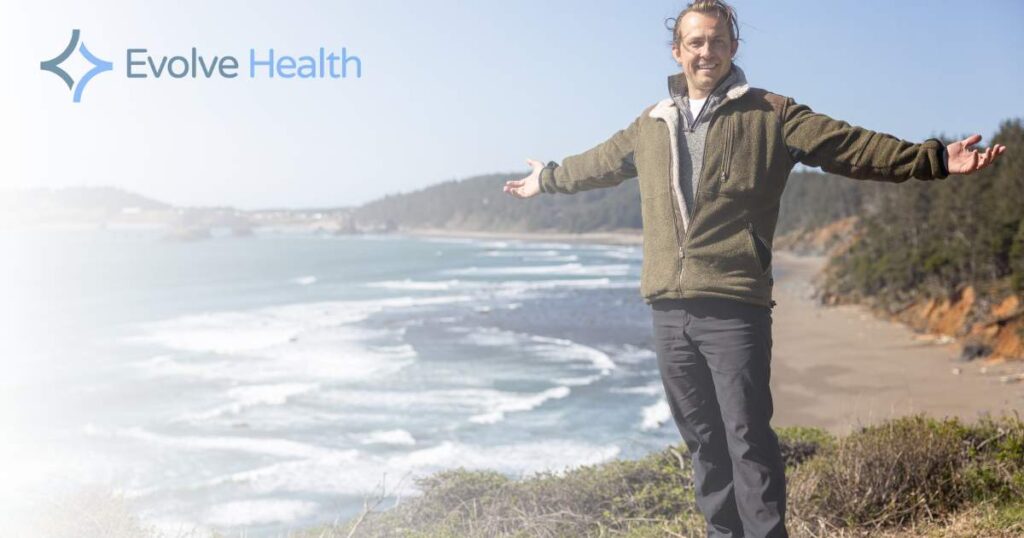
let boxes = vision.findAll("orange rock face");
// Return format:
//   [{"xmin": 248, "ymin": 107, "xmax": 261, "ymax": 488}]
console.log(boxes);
[{"xmin": 893, "ymin": 287, "xmax": 1022, "ymax": 361}]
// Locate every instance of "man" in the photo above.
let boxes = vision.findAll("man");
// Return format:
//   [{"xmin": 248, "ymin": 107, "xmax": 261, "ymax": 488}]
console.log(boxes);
[{"xmin": 501, "ymin": 1, "xmax": 1006, "ymax": 536}]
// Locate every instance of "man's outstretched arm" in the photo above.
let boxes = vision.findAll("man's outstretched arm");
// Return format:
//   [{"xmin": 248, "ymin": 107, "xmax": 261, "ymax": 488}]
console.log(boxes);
[
  {"xmin": 503, "ymin": 109, "xmax": 647, "ymax": 199},
  {"xmin": 781, "ymin": 97, "xmax": 1006, "ymax": 181}
]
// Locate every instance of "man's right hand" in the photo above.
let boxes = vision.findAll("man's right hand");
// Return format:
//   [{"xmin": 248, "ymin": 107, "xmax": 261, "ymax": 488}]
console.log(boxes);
[{"xmin": 502, "ymin": 159, "xmax": 545, "ymax": 198}]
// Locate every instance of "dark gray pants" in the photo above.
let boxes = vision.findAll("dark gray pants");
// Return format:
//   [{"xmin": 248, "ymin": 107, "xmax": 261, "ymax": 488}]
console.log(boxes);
[{"xmin": 651, "ymin": 297, "xmax": 788, "ymax": 538}]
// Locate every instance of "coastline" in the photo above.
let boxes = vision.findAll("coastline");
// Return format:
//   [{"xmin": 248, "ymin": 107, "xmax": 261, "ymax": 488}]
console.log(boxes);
[
  {"xmin": 401, "ymin": 227, "xmax": 1024, "ymax": 437},
  {"xmin": 401, "ymin": 226, "xmax": 644, "ymax": 246}
]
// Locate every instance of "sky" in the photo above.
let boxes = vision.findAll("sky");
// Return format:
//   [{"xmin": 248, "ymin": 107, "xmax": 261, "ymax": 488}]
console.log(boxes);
[{"xmin": 2, "ymin": 0, "xmax": 1022, "ymax": 209}]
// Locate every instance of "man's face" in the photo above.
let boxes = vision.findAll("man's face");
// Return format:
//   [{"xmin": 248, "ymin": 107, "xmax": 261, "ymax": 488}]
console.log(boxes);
[{"xmin": 671, "ymin": 11, "xmax": 738, "ymax": 98}]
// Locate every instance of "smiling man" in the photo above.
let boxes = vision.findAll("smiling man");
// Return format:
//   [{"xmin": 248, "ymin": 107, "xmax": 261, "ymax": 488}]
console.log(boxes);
[{"xmin": 501, "ymin": 1, "xmax": 1006, "ymax": 537}]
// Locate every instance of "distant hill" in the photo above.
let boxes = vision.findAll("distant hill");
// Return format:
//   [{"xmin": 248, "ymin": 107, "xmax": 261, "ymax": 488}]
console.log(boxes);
[
  {"xmin": 1, "ymin": 186, "xmax": 171, "ymax": 213},
  {"xmin": 353, "ymin": 173, "xmax": 642, "ymax": 233}
]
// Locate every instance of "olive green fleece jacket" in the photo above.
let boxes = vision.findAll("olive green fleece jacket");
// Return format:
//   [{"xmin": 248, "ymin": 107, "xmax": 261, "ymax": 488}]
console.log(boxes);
[{"xmin": 538, "ymin": 68, "xmax": 950, "ymax": 308}]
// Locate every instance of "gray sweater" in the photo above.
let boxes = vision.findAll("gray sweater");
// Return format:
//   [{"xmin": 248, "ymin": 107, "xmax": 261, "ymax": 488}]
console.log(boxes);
[{"xmin": 669, "ymin": 65, "xmax": 746, "ymax": 219}]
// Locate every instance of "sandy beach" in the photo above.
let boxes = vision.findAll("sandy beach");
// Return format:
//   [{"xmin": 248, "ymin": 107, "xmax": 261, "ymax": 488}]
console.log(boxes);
[
  {"xmin": 405, "ymin": 228, "xmax": 1024, "ymax": 436},
  {"xmin": 769, "ymin": 251, "xmax": 1023, "ymax": 436}
]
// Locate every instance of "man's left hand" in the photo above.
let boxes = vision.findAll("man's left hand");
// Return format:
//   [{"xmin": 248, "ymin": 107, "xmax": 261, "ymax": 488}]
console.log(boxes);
[{"xmin": 946, "ymin": 134, "xmax": 1007, "ymax": 175}]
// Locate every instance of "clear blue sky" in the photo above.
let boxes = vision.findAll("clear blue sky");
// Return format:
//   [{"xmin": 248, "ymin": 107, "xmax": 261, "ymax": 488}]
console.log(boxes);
[{"xmin": 3, "ymin": 0, "xmax": 1022, "ymax": 209}]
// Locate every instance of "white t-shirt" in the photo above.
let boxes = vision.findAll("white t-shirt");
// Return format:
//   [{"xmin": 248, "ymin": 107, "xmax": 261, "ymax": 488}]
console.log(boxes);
[{"xmin": 689, "ymin": 97, "xmax": 707, "ymax": 120}]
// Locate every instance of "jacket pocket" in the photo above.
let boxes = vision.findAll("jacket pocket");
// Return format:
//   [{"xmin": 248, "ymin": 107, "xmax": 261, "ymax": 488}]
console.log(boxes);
[
  {"xmin": 746, "ymin": 222, "xmax": 772, "ymax": 273},
  {"xmin": 715, "ymin": 114, "xmax": 761, "ymax": 197}
]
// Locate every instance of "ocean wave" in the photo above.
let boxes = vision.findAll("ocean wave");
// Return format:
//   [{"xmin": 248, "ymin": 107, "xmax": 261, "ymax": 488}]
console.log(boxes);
[
  {"xmin": 442, "ymin": 263, "xmax": 630, "ymax": 277},
  {"xmin": 358, "ymin": 429, "xmax": 417, "ymax": 446},
  {"xmin": 132, "ymin": 334, "xmax": 416, "ymax": 384},
  {"xmin": 596, "ymin": 248, "xmax": 642, "ymax": 261},
  {"xmin": 365, "ymin": 278, "xmax": 463, "ymax": 290},
  {"xmin": 88, "ymin": 425, "xmax": 351, "ymax": 460},
  {"xmin": 318, "ymin": 384, "xmax": 573, "ymax": 426},
  {"xmin": 609, "ymin": 344, "xmax": 657, "ymax": 365},
  {"xmin": 553, "ymin": 374, "xmax": 605, "ymax": 386},
  {"xmin": 457, "ymin": 326, "xmax": 617, "ymax": 375},
  {"xmin": 480, "ymin": 249, "xmax": 565, "ymax": 257},
  {"xmin": 528, "ymin": 334, "xmax": 617, "ymax": 373},
  {"xmin": 468, "ymin": 386, "xmax": 571, "ymax": 424},
  {"xmin": 641, "ymin": 398, "xmax": 672, "ymax": 431},
  {"xmin": 204, "ymin": 499, "xmax": 319, "ymax": 527},
  {"xmin": 610, "ymin": 382, "xmax": 663, "ymax": 396},
  {"xmin": 362, "ymin": 278, "xmax": 636, "ymax": 297},
  {"xmin": 127, "ymin": 295, "xmax": 474, "ymax": 356},
  {"xmin": 176, "ymin": 383, "xmax": 320, "ymax": 422}
]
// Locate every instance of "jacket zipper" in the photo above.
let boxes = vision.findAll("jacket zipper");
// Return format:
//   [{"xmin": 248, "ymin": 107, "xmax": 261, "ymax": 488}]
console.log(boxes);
[
  {"xmin": 674, "ymin": 95, "xmax": 714, "ymax": 288},
  {"xmin": 720, "ymin": 115, "xmax": 733, "ymax": 183},
  {"xmin": 675, "ymin": 111, "xmax": 725, "ymax": 293},
  {"xmin": 664, "ymin": 91, "xmax": 736, "ymax": 296},
  {"xmin": 687, "ymin": 96, "xmax": 712, "ymax": 133}
]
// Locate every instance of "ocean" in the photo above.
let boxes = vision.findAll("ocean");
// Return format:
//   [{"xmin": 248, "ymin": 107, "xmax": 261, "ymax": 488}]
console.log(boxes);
[{"xmin": 1, "ymin": 228, "xmax": 688, "ymax": 536}]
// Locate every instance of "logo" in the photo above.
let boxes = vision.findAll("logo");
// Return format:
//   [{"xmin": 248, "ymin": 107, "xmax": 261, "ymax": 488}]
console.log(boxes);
[
  {"xmin": 40, "ymin": 29, "xmax": 113, "ymax": 103},
  {"xmin": 40, "ymin": 31, "xmax": 362, "ymax": 103}
]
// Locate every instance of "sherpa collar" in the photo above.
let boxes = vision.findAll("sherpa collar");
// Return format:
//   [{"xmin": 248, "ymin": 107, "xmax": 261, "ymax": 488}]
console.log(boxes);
[{"xmin": 649, "ymin": 64, "xmax": 750, "ymax": 121}]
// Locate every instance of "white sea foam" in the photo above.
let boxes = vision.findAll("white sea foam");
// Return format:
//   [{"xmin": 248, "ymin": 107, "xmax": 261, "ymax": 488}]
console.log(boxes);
[
  {"xmin": 610, "ymin": 382, "xmax": 664, "ymax": 396},
  {"xmin": 597, "ymin": 248, "xmax": 642, "ymax": 261},
  {"xmin": 529, "ymin": 334, "xmax": 617, "ymax": 373},
  {"xmin": 469, "ymin": 386, "xmax": 571, "ymax": 424},
  {"xmin": 361, "ymin": 277, "xmax": 635, "ymax": 299},
  {"xmin": 641, "ymin": 399, "xmax": 672, "ymax": 431},
  {"xmin": 515, "ymin": 241, "xmax": 574, "ymax": 250},
  {"xmin": 178, "ymin": 383, "xmax": 319, "ymax": 422},
  {"xmin": 89, "ymin": 425, "xmax": 348, "ymax": 460},
  {"xmin": 204, "ymin": 499, "xmax": 319, "ymax": 526},
  {"xmin": 443, "ymin": 263, "xmax": 630, "ymax": 277},
  {"xmin": 133, "ymin": 333, "xmax": 416, "ymax": 384},
  {"xmin": 365, "ymin": 278, "xmax": 464, "ymax": 290},
  {"xmin": 480, "ymin": 249, "xmax": 564, "ymax": 257},
  {"xmin": 457, "ymin": 326, "xmax": 616, "ymax": 374},
  {"xmin": 553, "ymin": 374, "xmax": 604, "ymax": 386},
  {"xmin": 478, "ymin": 250, "xmax": 580, "ymax": 263},
  {"xmin": 128, "ymin": 295, "xmax": 474, "ymax": 355},
  {"xmin": 458, "ymin": 326, "xmax": 521, "ymax": 347},
  {"xmin": 524, "ymin": 255, "xmax": 579, "ymax": 262},
  {"xmin": 610, "ymin": 344, "xmax": 657, "ymax": 365},
  {"xmin": 318, "ymin": 384, "xmax": 572, "ymax": 426},
  {"xmin": 127, "ymin": 296, "xmax": 484, "ymax": 383},
  {"xmin": 359, "ymin": 429, "xmax": 417, "ymax": 446}
]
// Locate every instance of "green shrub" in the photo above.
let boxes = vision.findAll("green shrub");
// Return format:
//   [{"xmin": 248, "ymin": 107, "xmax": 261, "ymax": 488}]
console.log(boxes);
[
  {"xmin": 327, "ymin": 413, "xmax": 1024, "ymax": 537},
  {"xmin": 789, "ymin": 413, "xmax": 1024, "ymax": 533},
  {"xmin": 347, "ymin": 445, "xmax": 699, "ymax": 537},
  {"xmin": 776, "ymin": 425, "xmax": 835, "ymax": 470}
]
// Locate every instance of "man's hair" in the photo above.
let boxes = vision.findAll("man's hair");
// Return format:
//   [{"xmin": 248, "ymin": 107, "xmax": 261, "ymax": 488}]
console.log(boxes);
[{"xmin": 667, "ymin": 0, "xmax": 740, "ymax": 47}]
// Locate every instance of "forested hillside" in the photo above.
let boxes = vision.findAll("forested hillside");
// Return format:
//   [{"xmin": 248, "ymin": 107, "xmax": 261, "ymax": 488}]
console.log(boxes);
[
  {"xmin": 823, "ymin": 119, "xmax": 1024, "ymax": 305},
  {"xmin": 353, "ymin": 173, "xmax": 642, "ymax": 233}
]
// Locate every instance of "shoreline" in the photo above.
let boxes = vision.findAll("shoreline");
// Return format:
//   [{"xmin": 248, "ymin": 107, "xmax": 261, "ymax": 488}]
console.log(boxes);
[
  {"xmin": 402, "ymin": 227, "xmax": 1024, "ymax": 436},
  {"xmin": 401, "ymin": 227, "xmax": 644, "ymax": 246}
]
